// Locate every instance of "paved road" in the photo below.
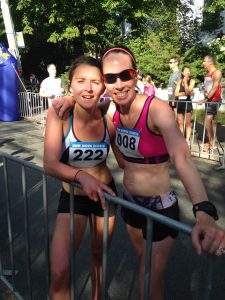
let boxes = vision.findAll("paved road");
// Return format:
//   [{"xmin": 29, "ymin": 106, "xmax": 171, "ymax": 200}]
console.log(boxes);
[{"xmin": 0, "ymin": 119, "xmax": 225, "ymax": 300}]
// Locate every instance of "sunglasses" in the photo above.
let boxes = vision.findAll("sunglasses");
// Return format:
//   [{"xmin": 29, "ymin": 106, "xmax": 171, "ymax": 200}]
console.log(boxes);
[{"xmin": 103, "ymin": 69, "xmax": 136, "ymax": 84}]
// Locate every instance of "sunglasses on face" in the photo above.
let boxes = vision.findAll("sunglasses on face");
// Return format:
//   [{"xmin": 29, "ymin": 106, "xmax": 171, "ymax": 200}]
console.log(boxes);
[{"xmin": 103, "ymin": 69, "xmax": 136, "ymax": 84}]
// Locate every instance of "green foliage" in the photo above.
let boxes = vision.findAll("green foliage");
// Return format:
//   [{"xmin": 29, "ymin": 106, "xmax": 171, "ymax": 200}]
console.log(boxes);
[
  {"xmin": 204, "ymin": 0, "xmax": 225, "ymax": 13},
  {"xmin": 128, "ymin": 32, "xmax": 181, "ymax": 84},
  {"xmin": 206, "ymin": 36, "xmax": 225, "ymax": 75},
  {"xmin": 194, "ymin": 109, "xmax": 225, "ymax": 126},
  {"xmin": 4, "ymin": 0, "xmax": 224, "ymax": 85}
]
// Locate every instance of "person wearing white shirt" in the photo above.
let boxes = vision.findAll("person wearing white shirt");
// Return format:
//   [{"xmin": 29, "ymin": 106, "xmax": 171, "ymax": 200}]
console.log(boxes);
[{"xmin": 39, "ymin": 64, "xmax": 64, "ymax": 107}]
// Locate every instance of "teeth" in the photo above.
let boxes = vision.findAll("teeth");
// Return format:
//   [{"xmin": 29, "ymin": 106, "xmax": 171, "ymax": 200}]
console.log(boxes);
[
  {"xmin": 83, "ymin": 96, "xmax": 92, "ymax": 99},
  {"xmin": 117, "ymin": 92, "xmax": 127, "ymax": 97}
]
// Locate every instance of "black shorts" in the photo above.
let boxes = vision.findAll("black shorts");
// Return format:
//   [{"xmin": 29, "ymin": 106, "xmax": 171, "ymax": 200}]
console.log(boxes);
[
  {"xmin": 177, "ymin": 101, "xmax": 193, "ymax": 114},
  {"xmin": 205, "ymin": 101, "xmax": 221, "ymax": 116},
  {"xmin": 57, "ymin": 180, "xmax": 117, "ymax": 217},
  {"xmin": 121, "ymin": 191, "xmax": 180, "ymax": 241}
]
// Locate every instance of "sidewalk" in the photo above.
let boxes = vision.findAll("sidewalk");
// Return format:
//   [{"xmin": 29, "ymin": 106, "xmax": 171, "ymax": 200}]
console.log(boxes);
[
  {"xmin": 0, "ymin": 120, "xmax": 44, "ymax": 166},
  {"xmin": 0, "ymin": 119, "xmax": 225, "ymax": 300}
]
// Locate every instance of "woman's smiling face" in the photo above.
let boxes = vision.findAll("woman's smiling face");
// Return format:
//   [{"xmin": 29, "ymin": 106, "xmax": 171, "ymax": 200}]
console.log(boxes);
[
  {"xmin": 102, "ymin": 52, "xmax": 138, "ymax": 106},
  {"xmin": 69, "ymin": 64, "xmax": 104, "ymax": 109}
]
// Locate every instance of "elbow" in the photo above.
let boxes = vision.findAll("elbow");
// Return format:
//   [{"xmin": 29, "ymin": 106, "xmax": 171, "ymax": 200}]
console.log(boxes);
[{"xmin": 44, "ymin": 160, "xmax": 54, "ymax": 176}]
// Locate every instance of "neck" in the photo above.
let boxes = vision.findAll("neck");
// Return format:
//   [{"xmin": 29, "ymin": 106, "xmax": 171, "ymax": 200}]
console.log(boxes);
[
  {"xmin": 74, "ymin": 103, "xmax": 100, "ymax": 122},
  {"xmin": 208, "ymin": 65, "xmax": 216, "ymax": 73},
  {"xmin": 119, "ymin": 94, "xmax": 136, "ymax": 115},
  {"xmin": 172, "ymin": 66, "xmax": 179, "ymax": 72}
]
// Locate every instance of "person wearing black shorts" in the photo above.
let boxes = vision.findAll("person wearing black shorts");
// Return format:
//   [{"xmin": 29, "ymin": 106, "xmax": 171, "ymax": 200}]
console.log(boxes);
[
  {"xmin": 175, "ymin": 66, "xmax": 195, "ymax": 147},
  {"xmin": 44, "ymin": 56, "xmax": 121, "ymax": 300},
  {"xmin": 168, "ymin": 55, "xmax": 181, "ymax": 114},
  {"xmin": 199, "ymin": 54, "xmax": 223, "ymax": 152}
]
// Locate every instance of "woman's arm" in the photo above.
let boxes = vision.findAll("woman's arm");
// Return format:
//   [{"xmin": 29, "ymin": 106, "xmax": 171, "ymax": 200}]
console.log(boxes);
[
  {"xmin": 149, "ymin": 98, "xmax": 225, "ymax": 256},
  {"xmin": 184, "ymin": 78, "xmax": 195, "ymax": 95},
  {"xmin": 174, "ymin": 80, "xmax": 185, "ymax": 97},
  {"xmin": 44, "ymin": 106, "xmax": 80, "ymax": 182},
  {"xmin": 111, "ymin": 139, "xmax": 125, "ymax": 169}
]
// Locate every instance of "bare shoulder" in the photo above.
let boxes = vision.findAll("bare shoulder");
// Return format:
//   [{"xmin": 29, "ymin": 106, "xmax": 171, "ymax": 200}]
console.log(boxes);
[
  {"xmin": 214, "ymin": 68, "xmax": 222, "ymax": 79},
  {"xmin": 150, "ymin": 97, "xmax": 175, "ymax": 126},
  {"xmin": 151, "ymin": 96, "xmax": 170, "ymax": 110}
]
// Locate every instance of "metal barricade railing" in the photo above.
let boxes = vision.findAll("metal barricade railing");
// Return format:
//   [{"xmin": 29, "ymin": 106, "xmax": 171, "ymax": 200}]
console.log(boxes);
[
  {"xmin": 0, "ymin": 151, "xmax": 218, "ymax": 300},
  {"xmin": 164, "ymin": 98, "xmax": 225, "ymax": 169},
  {"xmin": 18, "ymin": 92, "xmax": 48, "ymax": 128}
]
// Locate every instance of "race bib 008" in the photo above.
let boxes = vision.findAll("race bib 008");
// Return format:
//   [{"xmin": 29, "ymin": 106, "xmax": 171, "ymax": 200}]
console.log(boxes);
[{"xmin": 115, "ymin": 127, "xmax": 143, "ymax": 158}]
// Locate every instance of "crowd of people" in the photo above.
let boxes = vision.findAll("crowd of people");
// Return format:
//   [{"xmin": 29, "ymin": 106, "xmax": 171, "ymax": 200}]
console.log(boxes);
[
  {"xmin": 42, "ymin": 47, "xmax": 224, "ymax": 300},
  {"xmin": 133, "ymin": 54, "xmax": 222, "ymax": 152}
]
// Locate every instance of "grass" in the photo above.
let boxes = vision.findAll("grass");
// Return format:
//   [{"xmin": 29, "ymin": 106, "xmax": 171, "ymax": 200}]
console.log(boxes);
[{"xmin": 193, "ymin": 109, "xmax": 225, "ymax": 126}]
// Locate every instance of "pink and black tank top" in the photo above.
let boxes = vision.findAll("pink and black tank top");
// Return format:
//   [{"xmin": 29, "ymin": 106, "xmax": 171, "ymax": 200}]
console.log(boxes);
[{"xmin": 113, "ymin": 96, "xmax": 169, "ymax": 164}]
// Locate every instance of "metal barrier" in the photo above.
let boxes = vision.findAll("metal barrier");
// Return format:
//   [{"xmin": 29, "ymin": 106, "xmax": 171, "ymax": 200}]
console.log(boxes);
[
  {"xmin": 174, "ymin": 100, "xmax": 225, "ymax": 169},
  {"xmin": 18, "ymin": 92, "xmax": 48, "ymax": 128},
  {"xmin": 0, "ymin": 151, "xmax": 217, "ymax": 300}
]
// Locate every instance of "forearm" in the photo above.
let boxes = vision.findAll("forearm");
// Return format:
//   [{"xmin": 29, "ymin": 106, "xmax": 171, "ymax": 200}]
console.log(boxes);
[{"xmin": 44, "ymin": 160, "xmax": 80, "ymax": 184}]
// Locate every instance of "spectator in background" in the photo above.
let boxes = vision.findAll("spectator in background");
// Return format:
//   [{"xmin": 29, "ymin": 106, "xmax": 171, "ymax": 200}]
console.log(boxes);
[
  {"xmin": 144, "ymin": 74, "xmax": 155, "ymax": 97},
  {"xmin": 175, "ymin": 66, "xmax": 195, "ymax": 147},
  {"xmin": 39, "ymin": 63, "xmax": 65, "ymax": 108},
  {"xmin": 29, "ymin": 73, "xmax": 40, "ymax": 92},
  {"xmin": 142, "ymin": 75, "xmax": 147, "ymax": 86},
  {"xmin": 199, "ymin": 54, "xmax": 222, "ymax": 152},
  {"xmin": 135, "ymin": 74, "xmax": 145, "ymax": 94},
  {"xmin": 168, "ymin": 56, "xmax": 181, "ymax": 112}
]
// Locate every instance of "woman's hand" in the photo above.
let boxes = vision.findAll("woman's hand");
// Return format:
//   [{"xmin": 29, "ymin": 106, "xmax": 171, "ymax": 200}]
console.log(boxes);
[
  {"xmin": 51, "ymin": 96, "xmax": 74, "ymax": 120},
  {"xmin": 191, "ymin": 213, "xmax": 225, "ymax": 256},
  {"xmin": 75, "ymin": 171, "xmax": 116, "ymax": 210}
]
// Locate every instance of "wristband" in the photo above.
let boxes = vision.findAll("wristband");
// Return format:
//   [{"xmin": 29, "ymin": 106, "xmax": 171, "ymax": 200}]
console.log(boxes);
[
  {"xmin": 74, "ymin": 170, "xmax": 83, "ymax": 182},
  {"xmin": 193, "ymin": 201, "xmax": 219, "ymax": 220}
]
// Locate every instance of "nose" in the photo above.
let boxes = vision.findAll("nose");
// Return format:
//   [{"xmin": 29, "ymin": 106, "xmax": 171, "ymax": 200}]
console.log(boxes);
[
  {"xmin": 114, "ymin": 77, "xmax": 124, "ymax": 89},
  {"xmin": 84, "ymin": 81, "xmax": 93, "ymax": 91}
]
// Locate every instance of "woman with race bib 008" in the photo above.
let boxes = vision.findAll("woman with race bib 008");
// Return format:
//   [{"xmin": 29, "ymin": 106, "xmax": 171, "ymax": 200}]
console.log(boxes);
[
  {"xmin": 100, "ymin": 46, "xmax": 225, "ymax": 300},
  {"xmin": 53, "ymin": 46, "xmax": 225, "ymax": 300}
]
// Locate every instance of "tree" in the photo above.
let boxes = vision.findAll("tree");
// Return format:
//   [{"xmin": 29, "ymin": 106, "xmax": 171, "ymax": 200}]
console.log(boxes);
[
  {"xmin": 4, "ymin": 0, "xmax": 222, "ymax": 85},
  {"xmin": 177, "ymin": 1, "xmax": 202, "ymax": 51},
  {"xmin": 128, "ymin": 31, "xmax": 181, "ymax": 85}
]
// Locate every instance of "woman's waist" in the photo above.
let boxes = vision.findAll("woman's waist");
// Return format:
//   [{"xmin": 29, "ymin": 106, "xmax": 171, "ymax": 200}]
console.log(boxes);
[
  {"xmin": 123, "ymin": 164, "xmax": 170, "ymax": 196},
  {"xmin": 123, "ymin": 187, "xmax": 177, "ymax": 210}
]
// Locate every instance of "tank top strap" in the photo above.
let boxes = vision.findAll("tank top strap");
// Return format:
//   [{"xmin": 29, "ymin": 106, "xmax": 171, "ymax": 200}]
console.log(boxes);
[
  {"xmin": 113, "ymin": 109, "xmax": 121, "ymax": 126},
  {"xmin": 64, "ymin": 110, "xmax": 73, "ymax": 140},
  {"xmin": 102, "ymin": 113, "xmax": 111, "ymax": 143},
  {"xmin": 136, "ymin": 95, "xmax": 154, "ymax": 128}
]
